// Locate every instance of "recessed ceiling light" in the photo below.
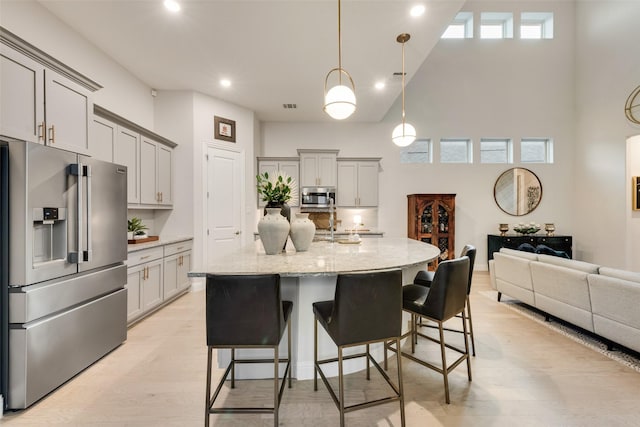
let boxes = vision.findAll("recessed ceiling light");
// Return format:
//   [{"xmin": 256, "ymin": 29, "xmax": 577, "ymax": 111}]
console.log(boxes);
[
  {"xmin": 164, "ymin": 0, "xmax": 181, "ymax": 13},
  {"xmin": 375, "ymin": 82, "xmax": 385, "ymax": 90},
  {"xmin": 410, "ymin": 5, "xmax": 426, "ymax": 17},
  {"xmin": 220, "ymin": 79, "xmax": 231, "ymax": 88}
]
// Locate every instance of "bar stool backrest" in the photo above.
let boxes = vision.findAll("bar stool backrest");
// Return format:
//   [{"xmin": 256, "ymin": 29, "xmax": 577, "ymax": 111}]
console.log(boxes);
[
  {"xmin": 460, "ymin": 245, "xmax": 477, "ymax": 294},
  {"xmin": 206, "ymin": 274, "xmax": 284, "ymax": 346},
  {"xmin": 328, "ymin": 269, "xmax": 403, "ymax": 346},
  {"xmin": 423, "ymin": 257, "xmax": 470, "ymax": 321}
]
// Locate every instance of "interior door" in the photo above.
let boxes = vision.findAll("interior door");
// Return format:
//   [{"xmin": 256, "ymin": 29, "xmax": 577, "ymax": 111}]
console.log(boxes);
[{"xmin": 207, "ymin": 146, "xmax": 243, "ymax": 262}]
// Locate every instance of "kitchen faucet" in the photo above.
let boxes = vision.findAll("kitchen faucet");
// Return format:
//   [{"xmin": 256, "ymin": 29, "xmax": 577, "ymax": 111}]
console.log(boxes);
[{"xmin": 329, "ymin": 196, "xmax": 334, "ymax": 242}]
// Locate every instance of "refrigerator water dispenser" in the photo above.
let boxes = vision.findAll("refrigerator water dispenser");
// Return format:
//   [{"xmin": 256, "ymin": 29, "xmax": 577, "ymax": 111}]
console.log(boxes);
[{"xmin": 32, "ymin": 207, "xmax": 67, "ymax": 266}]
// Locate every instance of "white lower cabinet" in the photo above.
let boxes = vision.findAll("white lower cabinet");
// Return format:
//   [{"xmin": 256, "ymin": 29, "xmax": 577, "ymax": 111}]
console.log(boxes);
[
  {"xmin": 126, "ymin": 239, "xmax": 192, "ymax": 325},
  {"xmin": 163, "ymin": 241, "xmax": 192, "ymax": 300}
]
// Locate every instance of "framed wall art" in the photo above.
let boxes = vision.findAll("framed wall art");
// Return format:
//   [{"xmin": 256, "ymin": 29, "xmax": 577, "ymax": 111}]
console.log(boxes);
[
  {"xmin": 214, "ymin": 116, "xmax": 236, "ymax": 143},
  {"xmin": 633, "ymin": 176, "xmax": 640, "ymax": 211}
]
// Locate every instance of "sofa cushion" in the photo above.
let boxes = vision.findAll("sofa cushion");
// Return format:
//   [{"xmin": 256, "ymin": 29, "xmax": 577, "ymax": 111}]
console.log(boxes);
[
  {"xmin": 499, "ymin": 247, "xmax": 539, "ymax": 261},
  {"xmin": 588, "ymin": 274, "xmax": 640, "ymax": 330},
  {"xmin": 598, "ymin": 267, "xmax": 640, "ymax": 284},
  {"xmin": 530, "ymin": 261, "xmax": 593, "ymax": 311},
  {"xmin": 536, "ymin": 254, "xmax": 600, "ymax": 274},
  {"xmin": 493, "ymin": 253, "xmax": 536, "ymax": 305}
]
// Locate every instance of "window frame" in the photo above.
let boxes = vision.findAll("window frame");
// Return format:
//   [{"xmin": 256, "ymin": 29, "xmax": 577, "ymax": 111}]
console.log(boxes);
[
  {"xmin": 440, "ymin": 138, "xmax": 473, "ymax": 164},
  {"xmin": 480, "ymin": 138, "xmax": 513, "ymax": 164}
]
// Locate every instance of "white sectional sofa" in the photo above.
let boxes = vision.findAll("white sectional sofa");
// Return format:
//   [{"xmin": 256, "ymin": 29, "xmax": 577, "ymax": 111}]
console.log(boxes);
[{"xmin": 489, "ymin": 248, "xmax": 640, "ymax": 354}]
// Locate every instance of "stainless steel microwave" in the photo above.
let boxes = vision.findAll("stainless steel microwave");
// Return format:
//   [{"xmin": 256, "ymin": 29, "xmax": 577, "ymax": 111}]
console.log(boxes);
[{"xmin": 300, "ymin": 186, "xmax": 336, "ymax": 208}]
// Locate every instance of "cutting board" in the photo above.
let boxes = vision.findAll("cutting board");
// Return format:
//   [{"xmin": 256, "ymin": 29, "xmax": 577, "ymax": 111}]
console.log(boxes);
[{"xmin": 128, "ymin": 236, "xmax": 159, "ymax": 244}]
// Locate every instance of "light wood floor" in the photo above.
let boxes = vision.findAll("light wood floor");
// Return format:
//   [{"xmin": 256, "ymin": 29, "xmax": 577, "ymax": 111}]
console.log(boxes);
[{"xmin": 3, "ymin": 272, "xmax": 640, "ymax": 426}]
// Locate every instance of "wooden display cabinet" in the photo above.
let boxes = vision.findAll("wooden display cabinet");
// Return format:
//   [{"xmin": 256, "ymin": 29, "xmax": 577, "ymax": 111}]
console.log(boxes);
[{"xmin": 407, "ymin": 194, "xmax": 456, "ymax": 268}]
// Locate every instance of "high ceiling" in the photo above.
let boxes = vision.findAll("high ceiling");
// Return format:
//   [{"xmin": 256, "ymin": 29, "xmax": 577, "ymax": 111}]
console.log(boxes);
[{"xmin": 39, "ymin": 0, "xmax": 464, "ymax": 122}]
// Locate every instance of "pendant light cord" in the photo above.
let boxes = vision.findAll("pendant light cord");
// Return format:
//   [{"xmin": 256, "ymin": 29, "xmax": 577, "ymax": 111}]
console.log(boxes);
[
  {"xmin": 401, "ymin": 38, "xmax": 406, "ymax": 128},
  {"xmin": 337, "ymin": 0, "xmax": 343, "ymax": 85}
]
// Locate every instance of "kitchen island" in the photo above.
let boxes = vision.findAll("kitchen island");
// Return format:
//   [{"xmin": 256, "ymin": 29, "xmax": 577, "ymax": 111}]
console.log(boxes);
[{"xmin": 190, "ymin": 237, "xmax": 439, "ymax": 379}]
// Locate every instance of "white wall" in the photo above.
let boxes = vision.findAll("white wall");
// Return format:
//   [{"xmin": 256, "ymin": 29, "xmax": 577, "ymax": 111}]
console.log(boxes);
[
  {"xmin": 153, "ymin": 91, "xmax": 195, "ymax": 241},
  {"xmin": 627, "ymin": 135, "xmax": 640, "ymax": 272},
  {"xmin": 0, "ymin": 0, "xmax": 155, "ymax": 128},
  {"xmin": 154, "ymin": 91, "xmax": 257, "ymax": 272},
  {"xmin": 262, "ymin": 1, "xmax": 576, "ymax": 269},
  {"xmin": 573, "ymin": 1, "xmax": 640, "ymax": 268}
]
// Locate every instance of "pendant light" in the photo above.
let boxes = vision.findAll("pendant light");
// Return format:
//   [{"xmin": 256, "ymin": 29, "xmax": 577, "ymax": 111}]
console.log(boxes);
[
  {"xmin": 323, "ymin": 0, "xmax": 356, "ymax": 120},
  {"xmin": 392, "ymin": 33, "xmax": 416, "ymax": 147}
]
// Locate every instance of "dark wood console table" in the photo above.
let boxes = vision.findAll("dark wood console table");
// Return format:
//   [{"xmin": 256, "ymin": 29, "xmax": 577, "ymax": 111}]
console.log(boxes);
[{"xmin": 487, "ymin": 234, "xmax": 573, "ymax": 265}]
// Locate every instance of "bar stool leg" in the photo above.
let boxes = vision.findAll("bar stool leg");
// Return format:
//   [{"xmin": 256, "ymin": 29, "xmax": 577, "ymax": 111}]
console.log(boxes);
[
  {"xmin": 314, "ymin": 317, "xmax": 318, "ymax": 391},
  {"xmin": 288, "ymin": 315, "xmax": 293, "ymax": 388},
  {"xmin": 462, "ymin": 309, "xmax": 472, "ymax": 381},
  {"xmin": 466, "ymin": 296, "xmax": 477, "ymax": 356},
  {"xmin": 338, "ymin": 346, "xmax": 345, "ymax": 427},
  {"xmin": 274, "ymin": 345, "xmax": 279, "ymax": 427},
  {"xmin": 366, "ymin": 343, "xmax": 370, "ymax": 380},
  {"xmin": 231, "ymin": 348, "xmax": 236, "ymax": 388},
  {"xmin": 395, "ymin": 337, "xmax": 406, "ymax": 427},
  {"xmin": 411, "ymin": 314, "xmax": 416, "ymax": 354},
  {"xmin": 205, "ymin": 347, "xmax": 213, "ymax": 427},
  {"xmin": 438, "ymin": 321, "xmax": 450, "ymax": 404}
]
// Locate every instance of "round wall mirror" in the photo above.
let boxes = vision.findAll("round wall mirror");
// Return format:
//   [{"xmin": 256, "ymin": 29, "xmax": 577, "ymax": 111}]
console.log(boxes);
[{"xmin": 494, "ymin": 168, "xmax": 542, "ymax": 216}]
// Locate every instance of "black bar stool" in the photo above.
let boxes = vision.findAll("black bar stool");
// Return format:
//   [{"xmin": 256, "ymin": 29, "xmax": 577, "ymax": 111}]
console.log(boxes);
[
  {"xmin": 204, "ymin": 274, "xmax": 293, "ymax": 427},
  {"xmin": 389, "ymin": 256, "xmax": 471, "ymax": 404},
  {"xmin": 313, "ymin": 269, "xmax": 405, "ymax": 427},
  {"xmin": 411, "ymin": 244, "xmax": 477, "ymax": 356}
]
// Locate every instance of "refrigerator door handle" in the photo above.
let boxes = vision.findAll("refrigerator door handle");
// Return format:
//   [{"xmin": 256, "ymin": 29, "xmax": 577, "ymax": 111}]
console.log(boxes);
[
  {"xmin": 84, "ymin": 165, "xmax": 92, "ymax": 262},
  {"xmin": 67, "ymin": 163, "xmax": 83, "ymax": 264}
]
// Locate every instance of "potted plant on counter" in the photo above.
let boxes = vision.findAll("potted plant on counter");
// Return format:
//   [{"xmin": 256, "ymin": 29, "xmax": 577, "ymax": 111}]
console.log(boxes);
[
  {"xmin": 256, "ymin": 170, "xmax": 297, "ymax": 222},
  {"xmin": 256, "ymin": 171, "xmax": 298, "ymax": 253},
  {"xmin": 127, "ymin": 217, "xmax": 148, "ymax": 240}
]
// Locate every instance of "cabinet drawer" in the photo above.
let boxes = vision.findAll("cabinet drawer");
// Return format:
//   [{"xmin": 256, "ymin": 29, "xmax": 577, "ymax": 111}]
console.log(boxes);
[
  {"xmin": 164, "ymin": 240, "xmax": 192, "ymax": 257},
  {"xmin": 127, "ymin": 247, "xmax": 163, "ymax": 267}
]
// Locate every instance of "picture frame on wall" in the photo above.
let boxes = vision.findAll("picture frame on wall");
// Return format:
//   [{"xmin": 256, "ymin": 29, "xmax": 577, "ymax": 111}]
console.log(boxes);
[
  {"xmin": 214, "ymin": 116, "xmax": 236, "ymax": 142},
  {"xmin": 634, "ymin": 176, "xmax": 640, "ymax": 211}
]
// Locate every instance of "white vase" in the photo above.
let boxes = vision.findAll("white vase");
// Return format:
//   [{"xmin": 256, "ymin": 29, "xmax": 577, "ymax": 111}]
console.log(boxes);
[
  {"xmin": 290, "ymin": 213, "xmax": 315, "ymax": 252},
  {"xmin": 258, "ymin": 208, "xmax": 290, "ymax": 255}
]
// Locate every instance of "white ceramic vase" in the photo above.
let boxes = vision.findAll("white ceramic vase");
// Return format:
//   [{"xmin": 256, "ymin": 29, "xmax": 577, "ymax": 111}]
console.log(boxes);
[
  {"xmin": 258, "ymin": 208, "xmax": 290, "ymax": 255},
  {"xmin": 290, "ymin": 213, "xmax": 315, "ymax": 252}
]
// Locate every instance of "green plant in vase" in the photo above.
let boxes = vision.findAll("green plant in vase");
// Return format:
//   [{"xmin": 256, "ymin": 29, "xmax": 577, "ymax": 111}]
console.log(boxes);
[
  {"xmin": 256, "ymin": 170, "xmax": 298, "ymax": 221},
  {"xmin": 127, "ymin": 217, "xmax": 148, "ymax": 240}
]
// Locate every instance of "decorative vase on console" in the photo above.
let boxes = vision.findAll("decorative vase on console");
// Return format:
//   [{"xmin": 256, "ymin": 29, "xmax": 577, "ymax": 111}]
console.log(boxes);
[
  {"xmin": 258, "ymin": 208, "xmax": 291, "ymax": 255},
  {"xmin": 290, "ymin": 213, "xmax": 315, "ymax": 251}
]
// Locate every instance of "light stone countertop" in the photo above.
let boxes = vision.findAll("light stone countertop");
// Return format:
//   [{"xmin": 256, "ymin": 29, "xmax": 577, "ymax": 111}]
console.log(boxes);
[
  {"xmin": 127, "ymin": 236, "xmax": 193, "ymax": 253},
  {"xmin": 190, "ymin": 237, "xmax": 439, "ymax": 277}
]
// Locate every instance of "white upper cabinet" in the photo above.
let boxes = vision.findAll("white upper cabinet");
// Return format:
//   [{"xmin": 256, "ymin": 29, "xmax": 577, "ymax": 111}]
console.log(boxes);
[
  {"xmin": 114, "ymin": 126, "xmax": 140, "ymax": 204},
  {"xmin": 141, "ymin": 136, "xmax": 173, "ymax": 207},
  {"xmin": 257, "ymin": 157, "xmax": 300, "ymax": 207},
  {"xmin": 0, "ymin": 46, "xmax": 44, "ymax": 142},
  {"xmin": 0, "ymin": 30, "xmax": 100, "ymax": 154},
  {"xmin": 44, "ymin": 69, "xmax": 92, "ymax": 155},
  {"xmin": 91, "ymin": 116, "xmax": 117, "ymax": 163},
  {"xmin": 337, "ymin": 159, "xmax": 380, "ymax": 207},
  {"xmin": 94, "ymin": 105, "xmax": 176, "ymax": 209},
  {"xmin": 298, "ymin": 149, "xmax": 338, "ymax": 187}
]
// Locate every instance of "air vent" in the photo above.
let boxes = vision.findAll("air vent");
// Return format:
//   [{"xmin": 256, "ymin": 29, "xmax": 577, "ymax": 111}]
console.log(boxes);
[{"xmin": 282, "ymin": 103, "xmax": 297, "ymax": 109}]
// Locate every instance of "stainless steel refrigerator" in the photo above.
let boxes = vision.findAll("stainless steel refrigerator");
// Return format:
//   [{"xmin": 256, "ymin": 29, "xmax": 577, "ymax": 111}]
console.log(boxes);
[{"xmin": 0, "ymin": 138, "xmax": 128, "ymax": 410}]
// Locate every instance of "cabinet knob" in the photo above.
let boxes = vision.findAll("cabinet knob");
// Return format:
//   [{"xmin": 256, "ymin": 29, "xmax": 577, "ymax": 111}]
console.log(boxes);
[{"xmin": 38, "ymin": 122, "xmax": 45, "ymax": 141}]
